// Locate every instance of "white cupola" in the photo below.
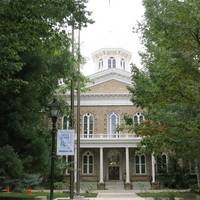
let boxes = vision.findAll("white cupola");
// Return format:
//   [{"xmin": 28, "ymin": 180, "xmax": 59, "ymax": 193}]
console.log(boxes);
[{"xmin": 92, "ymin": 48, "xmax": 132, "ymax": 73}]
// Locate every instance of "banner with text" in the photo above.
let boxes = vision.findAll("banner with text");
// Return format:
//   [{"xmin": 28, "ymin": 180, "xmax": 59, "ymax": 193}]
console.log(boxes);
[{"xmin": 57, "ymin": 129, "xmax": 74, "ymax": 156}]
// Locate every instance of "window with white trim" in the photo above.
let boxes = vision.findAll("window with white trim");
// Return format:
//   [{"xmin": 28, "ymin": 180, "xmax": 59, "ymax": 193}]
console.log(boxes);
[
  {"xmin": 133, "ymin": 113, "xmax": 144, "ymax": 125},
  {"xmin": 62, "ymin": 116, "xmax": 69, "ymax": 129},
  {"xmin": 98, "ymin": 59, "xmax": 103, "ymax": 70},
  {"xmin": 120, "ymin": 58, "xmax": 125, "ymax": 70},
  {"xmin": 135, "ymin": 154, "xmax": 146, "ymax": 174},
  {"xmin": 157, "ymin": 154, "xmax": 168, "ymax": 174},
  {"xmin": 82, "ymin": 151, "xmax": 94, "ymax": 175},
  {"xmin": 107, "ymin": 112, "xmax": 120, "ymax": 137},
  {"xmin": 108, "ymin": 57, "xmax": 116, "ymax": 68},
  {"xmin": 83, "ymin": 113, "xmax": 94, "ymax": 138}
]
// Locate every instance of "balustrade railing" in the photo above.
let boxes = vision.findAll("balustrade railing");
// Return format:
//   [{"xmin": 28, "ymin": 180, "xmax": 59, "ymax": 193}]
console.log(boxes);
[{"xmin": 78, "ymin": 133, "xmax": 140, "ymax": 139}]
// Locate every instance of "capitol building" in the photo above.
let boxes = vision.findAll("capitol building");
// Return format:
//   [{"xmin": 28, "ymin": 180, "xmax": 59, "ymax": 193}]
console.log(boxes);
[{"xmin": 62, "ymin": 48, "xmax": 161, "ymax": 189}]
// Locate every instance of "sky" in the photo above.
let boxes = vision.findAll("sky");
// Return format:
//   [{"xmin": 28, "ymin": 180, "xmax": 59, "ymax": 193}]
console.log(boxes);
[{"xmin": 80, "ymin": 0, "xmax": 145, "ymax": 75}]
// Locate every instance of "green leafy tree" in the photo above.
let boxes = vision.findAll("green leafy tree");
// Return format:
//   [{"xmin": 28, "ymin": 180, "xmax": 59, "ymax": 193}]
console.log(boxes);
[
  {"xmin": 0, "ymin": 145, "xmax": 23, "ymax": 179},
  {"xmin": 0, "ymin": 0, "xmax": 92, "ymax": 182},
  {"xmin": 129, "ymin": 0, "xmax": 200, "ymax": 187}
]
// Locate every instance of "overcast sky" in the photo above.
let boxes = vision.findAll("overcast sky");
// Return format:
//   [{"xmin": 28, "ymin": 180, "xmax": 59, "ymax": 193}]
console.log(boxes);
[{"xmin": 80, "ymin": 0, "xmax": 145, "ymax": 75}]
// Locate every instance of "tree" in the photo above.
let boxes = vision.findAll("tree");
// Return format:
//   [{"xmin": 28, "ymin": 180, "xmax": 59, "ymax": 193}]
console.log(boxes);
[
  {"xmin": 0, "ymin": 0, "xmax": 92, "ymax": 181},
  {"xmin": 129, "ymin": 0, "xmax": 200, "ymax": 187}
]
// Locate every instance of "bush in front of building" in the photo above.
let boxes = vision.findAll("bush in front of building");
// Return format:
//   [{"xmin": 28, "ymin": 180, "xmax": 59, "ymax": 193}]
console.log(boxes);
[{"xmin": 157, "ymin": 170, "xmax": 191, "ymax": 189}]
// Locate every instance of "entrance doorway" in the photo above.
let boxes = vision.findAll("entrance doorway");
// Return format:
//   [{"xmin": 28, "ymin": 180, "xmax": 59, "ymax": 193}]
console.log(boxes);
[{"xmin": 109, "ymin": 166, "xmax": 120, "ymax": 180}]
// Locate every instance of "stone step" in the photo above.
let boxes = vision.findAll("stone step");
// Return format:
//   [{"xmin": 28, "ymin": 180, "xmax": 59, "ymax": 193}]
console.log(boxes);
[
  {"xmin": 96, "ymin": 198, "xmax": 145, "ymax": 200},
  {"xmin": 105, "ymin": 181, "xmax": 124, "ymax": 190},
  {"xmin": 98, "ymin": 193, "xmax": 138, "ymax": 197},
  {"xmin": 97, "ymin": 191, "xmax": 145, "ymax": 199}
]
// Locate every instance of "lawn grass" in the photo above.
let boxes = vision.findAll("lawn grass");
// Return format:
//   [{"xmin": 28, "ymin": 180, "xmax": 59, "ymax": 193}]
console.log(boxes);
[
  {"xmin": 137, "ymin": 191, "xmax": 199, "ymax": 199},
  {"xmin": 0, "ymin": 191, "xmax": 97, "ymax": 200}
]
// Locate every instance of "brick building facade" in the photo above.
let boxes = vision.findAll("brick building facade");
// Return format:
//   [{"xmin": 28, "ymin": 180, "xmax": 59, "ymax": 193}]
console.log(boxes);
[{"xmin": 62, "ymin": 48, "xmax": 157, "ymax": 189}]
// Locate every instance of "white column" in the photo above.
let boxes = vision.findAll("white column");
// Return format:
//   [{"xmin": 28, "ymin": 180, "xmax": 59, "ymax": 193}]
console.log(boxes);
[
  {"xmin": 125, "ymin": 147, "xmax": 130, "ymax": 183},
  {"xmin": 151, "ymin": 153, "xmax": 156, "ymax": 183},
  {"xmin": 74, "ymin": 146, "xmax": 77, "ymax": 183},
  {"xmin": 100, "ymin": 147, "xmax": 104, "ymax": 183}
]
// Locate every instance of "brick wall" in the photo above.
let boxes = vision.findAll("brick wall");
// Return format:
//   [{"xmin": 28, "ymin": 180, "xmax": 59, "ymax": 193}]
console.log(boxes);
[
  {"xmin": 74, "ymin": 105, "xmax": 143, "ymax": 134},
  {"xmin": 86, "ymin": 80, "xmax": 129, "ymax": 94}
]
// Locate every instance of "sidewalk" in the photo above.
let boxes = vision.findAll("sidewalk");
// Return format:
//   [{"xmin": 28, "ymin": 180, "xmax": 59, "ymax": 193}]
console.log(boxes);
[{"xmin": 95, "ymin": 190, "xmax": 145, "ymax": 200}]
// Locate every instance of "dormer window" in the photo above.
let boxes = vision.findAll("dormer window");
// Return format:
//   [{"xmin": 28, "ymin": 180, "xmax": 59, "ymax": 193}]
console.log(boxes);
[
  {"xmin": 120, "ymin": 58, "xmax": 125, "ymax": 70},
  {"xmin": 98, "ymin": 59, "xmax": 103, "ymax": 69},
  {"xmin": 108, "ymin": 57, "xmax": 116, "ymax": 68}
]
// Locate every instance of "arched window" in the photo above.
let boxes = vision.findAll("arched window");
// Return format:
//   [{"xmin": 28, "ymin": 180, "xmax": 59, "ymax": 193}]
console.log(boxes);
[
  {"xmin": 120, "ymin": 58, "xmax": 125, "ymax": 70},
  {"xmin": 98, "ymin": 59, "xmax": 103, "ymax": 69},
  {"xmin": 108, "ymin": 112, "xmax": 120, "ymax": 137},
  {"xmin": 83, "ymin": 113, "xmax": 94, "ymax": 138},
  {"xmin": 157, "ymin": 154, "xmax": 168, "ymax": 174},
  {"xmin": 133, "ymin": 113, "xmax": 144, "ymax": 125},
  {"xmin": 108, "ymin": 57, "xmax": 116, "ymax": 68},
  {"xmin": 62, "ymin": 116, "xmax": 69, "ymax": 129},
  {"xmin": 82, "ymin": 151, "xmax": 94, "ymax": 175},
  {"xmin": 135, "ymin": 154, "xmax": 146, "ymax": 174}
]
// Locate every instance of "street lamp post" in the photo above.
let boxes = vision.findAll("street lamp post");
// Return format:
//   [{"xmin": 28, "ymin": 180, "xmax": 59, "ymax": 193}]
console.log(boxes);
[{"xmin": 49, "ymin": 99, "xmax": 60, "ymax": 200}]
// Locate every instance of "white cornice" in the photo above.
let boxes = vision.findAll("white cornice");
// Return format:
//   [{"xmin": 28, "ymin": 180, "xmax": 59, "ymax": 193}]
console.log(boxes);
[
  {"xmin": 81, "ymin": 93, "xmax": 129, "ymax": 97},
  {"xmin": 92, "ymin": 48, "xmax": 132, "ymax": 62},
  {"xmin": 65, "ymin": 94, "xmax": 133, "ymax": 106},
  {"xmin": 78, "ymin": 137, "xmax": 142, "ymax": 148}
]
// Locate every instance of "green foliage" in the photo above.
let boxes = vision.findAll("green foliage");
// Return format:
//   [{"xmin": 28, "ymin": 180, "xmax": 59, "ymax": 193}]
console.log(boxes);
[
  {"xmin": 157, "ymin": 157, "xmax": 191, "ymax": 189},
  {"xmin": 0, "ymin": 145, "xmax": 23, "ymax": 179},
  {"xmin": 54, "ymin": 181, "xmax": 68, "ymax": 190},
  {"xmin": 124, "ymin": 114, "xmax": 133, "ymax": 126},
  {"xmin": 130, "ymin": 0, "xmax": 200, "ymax": 160},
  {"xmin": 0, "ymin": 0, "xmax": 92, "ymax": 184},
  {"xmin": 21, "ymin": 174, "xmax": 43, "ymax": 188},
  {"xmin": 138, "ymin": 192, "xmax": 198, "ymax": 199}
]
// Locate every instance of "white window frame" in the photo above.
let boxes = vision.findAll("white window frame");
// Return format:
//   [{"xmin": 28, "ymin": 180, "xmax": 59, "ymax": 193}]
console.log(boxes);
[
  {"xmin": 120, "ymin": 58, "xmax": 125, "ymax": 70},
  {"xmin": 156, "ymin": 153, "xmax": 168, "ymax": 174},
  {"xmin": 107, "ymin": 112, "xmax": 120, "ymax": 137},
  {"xmin": 133, "ymin": 113, "xmax": 144, "ymax": 125},
  {"xmin": 98, "ymin": 59, "xmax": 103, "ymax": 70},
  {"xmin": 135, "ymin": 154, "xmax": 146, "ymax": 174},
  {"xmin": 108, "ymin": 57, "xmax": 116, "ymax": 68},
  {"xmin": 83, "ymin": 113, "xmax": 94, "ymax": 138},
  {"xmin": 82, "ymin": 151, "xmax": 94, "ymax": 175}
]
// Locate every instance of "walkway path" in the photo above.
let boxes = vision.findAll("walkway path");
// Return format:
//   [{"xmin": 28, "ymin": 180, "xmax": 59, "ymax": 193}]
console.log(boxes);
[
  {"xmin": 96, "ymin": 190, "xmax": 145, "ymax": 200},
  {"xmin": 94, "ymin": 181, "xmax": 145, "ymax": 200}
]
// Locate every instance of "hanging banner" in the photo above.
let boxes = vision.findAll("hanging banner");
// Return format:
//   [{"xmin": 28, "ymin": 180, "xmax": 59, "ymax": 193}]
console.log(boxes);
[{"xmin": 57, "ymin": 129, "xmax": 74, "ymax": 156}]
